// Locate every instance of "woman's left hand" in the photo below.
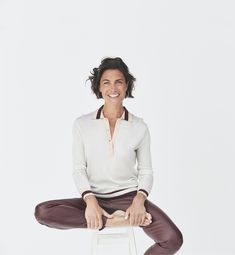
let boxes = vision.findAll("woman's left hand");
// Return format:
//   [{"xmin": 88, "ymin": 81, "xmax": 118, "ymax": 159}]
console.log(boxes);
[{"xmin": 124, "ymin": 194, "xmax": 146, "ymax": 226}]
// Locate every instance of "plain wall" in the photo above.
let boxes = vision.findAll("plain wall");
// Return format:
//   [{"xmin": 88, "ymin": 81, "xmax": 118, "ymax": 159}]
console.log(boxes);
[{"xmin": 1, "ymin": 0, "xmax": 235, "ymax": 254}]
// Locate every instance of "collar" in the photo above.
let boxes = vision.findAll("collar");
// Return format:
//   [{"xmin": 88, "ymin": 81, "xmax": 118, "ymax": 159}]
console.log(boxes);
[{"xmin": 95, "ymin": 104, "xmax": 129, "ymax": 121}]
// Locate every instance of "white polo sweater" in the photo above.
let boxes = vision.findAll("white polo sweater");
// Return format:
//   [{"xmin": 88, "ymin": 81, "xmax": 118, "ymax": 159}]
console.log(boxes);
[{"xmin": 72, "ymin": 104, "xmax": 153, "ymax": 199}]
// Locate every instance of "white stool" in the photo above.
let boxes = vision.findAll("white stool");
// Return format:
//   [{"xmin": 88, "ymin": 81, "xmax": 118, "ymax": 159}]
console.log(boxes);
[{"xmin": 91, "ymin": 226, "xmax": 137, "ymax": 255}]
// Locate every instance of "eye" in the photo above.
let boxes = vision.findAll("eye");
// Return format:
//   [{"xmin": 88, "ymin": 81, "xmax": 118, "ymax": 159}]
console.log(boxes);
[{"xmin": 117, "ymin": 80, "xmax": 123, "ymax": 84}]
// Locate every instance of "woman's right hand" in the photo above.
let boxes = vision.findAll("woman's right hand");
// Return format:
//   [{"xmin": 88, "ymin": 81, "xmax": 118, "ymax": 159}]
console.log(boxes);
[{"xmin": 84, "ymin": 195, "xmax": 113, "ymax": 229}]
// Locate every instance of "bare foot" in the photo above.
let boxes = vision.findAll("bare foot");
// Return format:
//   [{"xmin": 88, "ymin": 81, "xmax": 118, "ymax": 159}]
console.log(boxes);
[{"xmin": 105, "ymin": 210, "xmax": 152, "ymax": 228}]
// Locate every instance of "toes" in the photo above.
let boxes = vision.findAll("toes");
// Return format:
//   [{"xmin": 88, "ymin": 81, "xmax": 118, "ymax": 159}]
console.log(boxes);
[
  {"xmin": 141, "ymin": 221, "xmax": 150, "ymax": 227},
  {"xmin": 143, "ymin": 218, "xmax": 152, "ymax": 225},
  {"xmin": 146, "ymin": 212, "xmax": 152, "ymax": 220}
]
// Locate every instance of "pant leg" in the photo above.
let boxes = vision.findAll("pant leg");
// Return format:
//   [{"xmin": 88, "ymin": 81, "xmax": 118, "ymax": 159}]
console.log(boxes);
[
  {"xmin": 99, "ymin": 192, "xmax": 183, "ymax": 255},
  {"xmin": 34, "ymin": 197, "xmax": 108, "ymax": 230},
  {"xmin": 140, "ymin": 199, "xmax": 183, "ymax": 255}
]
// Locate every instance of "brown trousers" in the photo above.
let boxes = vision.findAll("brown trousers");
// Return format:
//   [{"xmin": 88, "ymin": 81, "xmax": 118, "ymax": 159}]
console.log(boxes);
[{"xmin": 34, "ymin": 191, "xmax": 183, "ymax": 255}]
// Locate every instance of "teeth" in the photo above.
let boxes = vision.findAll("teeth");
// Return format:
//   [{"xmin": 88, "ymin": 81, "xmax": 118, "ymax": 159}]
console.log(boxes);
[{"xmin": 109, "ymin": 94, "xmax": 119, "ymax": 98}]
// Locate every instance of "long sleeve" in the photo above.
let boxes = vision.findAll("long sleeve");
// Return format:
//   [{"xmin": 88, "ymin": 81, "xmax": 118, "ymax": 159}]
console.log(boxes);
[
  {"xmin": 72, "ymin": 118, "xmax": 92, "ymax": 198},
  {"xmin": 136, "ymin": 124, "xmax": 153, "ymax": 197}
]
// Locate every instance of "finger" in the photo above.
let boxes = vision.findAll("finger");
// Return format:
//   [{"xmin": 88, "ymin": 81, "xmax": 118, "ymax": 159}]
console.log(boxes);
[
  {"xmin": 90, "ymin": 220, "xmax": 94, "ymax": 229},
  {"xmin": 140, "ymin": 215, "xmax": 146, "ymax": 225},
  {"xmin": 129, "ymin": 214, "xmax": 134, "ymax": 225},
  {"xmin": 124, "ymin": 210, "xmax": 130, "ymax": 220},
  {"xmin": 98, "ymin": 217, "xmax": 103, "ymax": 230},
  {"xmin": 94, "ymin": 218, "xmax": 98, "ymax": 229},
  {"xmin": 95, "ymin": 222, "xmax": 100, "ymax": 229},
  {"xmin": 92, "ymin": 219, "xmax": 97, "ymax": 229},
  {"xmin": 87, "ymin": 219, "xmax": 91, "ymax": 229},
  {"xmin": 95, "ymin": 216, "xmax": 102, "ymax": 229},
  {"xmin": 132, "ymin": 215, "xmax": 138, "ymax": 226},
  {"xmin": 133, "ymin": 215, "xmax": 138, "ymax": 226},
  {"xmin": 137, "ymin": 215, "xmax": 143, "ymax": 226}
]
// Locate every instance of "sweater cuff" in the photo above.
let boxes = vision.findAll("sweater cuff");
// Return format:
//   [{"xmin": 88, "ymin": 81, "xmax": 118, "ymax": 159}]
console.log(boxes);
[
  {"xmin": 81, "ymin": 190, "xmax": 94, "ymax": 199},
  {"xmin": 138, "ymin": 189, "xmax": 149, "ymax": 197}
]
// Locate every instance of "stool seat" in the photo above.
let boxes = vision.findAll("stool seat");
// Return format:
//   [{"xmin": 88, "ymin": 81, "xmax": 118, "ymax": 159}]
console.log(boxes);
[{"xmin": 91, "ymin": 226, "xmax": 137, "ymax": 255}]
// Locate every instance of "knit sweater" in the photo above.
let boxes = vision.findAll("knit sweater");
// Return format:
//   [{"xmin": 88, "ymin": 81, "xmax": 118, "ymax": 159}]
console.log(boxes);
[{"xmin": 72, "ymin": 104, "xmax": 153, "ymax": 198}]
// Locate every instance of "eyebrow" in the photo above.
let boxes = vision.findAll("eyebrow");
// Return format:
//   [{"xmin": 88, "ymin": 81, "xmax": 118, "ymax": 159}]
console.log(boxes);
[{"xmin": 101, "ymin": 78, "xmax": 124, "ymax": 82}]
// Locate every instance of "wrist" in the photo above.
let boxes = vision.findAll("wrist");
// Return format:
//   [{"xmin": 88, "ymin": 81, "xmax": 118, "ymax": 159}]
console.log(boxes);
[
  {"xmin": 84, "ymin": 194, "xmax": 98, "ymax": 205},
  {"xmin": 134, "ymin": 192, "xmax": 146, "ymax": 203},
  {"xmin": 137, "ymin": 191, "xmax": 148, "ymax": 199}
]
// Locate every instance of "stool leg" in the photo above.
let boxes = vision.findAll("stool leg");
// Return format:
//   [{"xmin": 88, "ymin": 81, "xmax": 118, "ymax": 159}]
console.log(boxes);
[
  {"xmin": 91, "ymin": 230, "xmax": 99, "ymax": 255},
  {"xmin": 128, "ymin": 228, "xmax": 138, "ymax": 255}
]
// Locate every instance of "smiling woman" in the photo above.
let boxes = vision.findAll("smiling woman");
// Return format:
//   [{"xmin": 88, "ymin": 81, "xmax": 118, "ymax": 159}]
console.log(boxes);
[
  {"xmin": 34, "ymin": 57, "xmax": 183, "ymax": 255},
  {"xmin": 88, "ymin": 57, "xmax": 136, "ymax": 99},
  {"xmin": 100, "ymin": 69, "xmax": 127, "ymax": 101}
]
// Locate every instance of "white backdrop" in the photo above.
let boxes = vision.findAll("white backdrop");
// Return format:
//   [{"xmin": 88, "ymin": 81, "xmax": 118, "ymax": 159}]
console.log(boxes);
[{"xmin": 1, "ymin": 0, "xmax": 235, "ymax": 254}]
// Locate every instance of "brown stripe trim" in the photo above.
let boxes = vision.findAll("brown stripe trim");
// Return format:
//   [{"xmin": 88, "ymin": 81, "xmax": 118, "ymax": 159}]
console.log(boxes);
[
  {"xmin": 81, "ymin": 190, "xmax": 93, "ymax": 198},
  {"xmin": 93, "ymin": 187, "xmax": 137, "ymax": 195},
  {"xmin": 138, "ymin": 189, "xmax": 149, "ymax": 197},
  {"xmin": 96, "ymin": 105, "xmax": 104, "ymax": 119},
  {"xmin": 96, "ymin": 104, "xmax": 129, "ymax": 121},
  {"xmin": 123, "ymin": 106, "xmax": 128, "ymax": 121}
]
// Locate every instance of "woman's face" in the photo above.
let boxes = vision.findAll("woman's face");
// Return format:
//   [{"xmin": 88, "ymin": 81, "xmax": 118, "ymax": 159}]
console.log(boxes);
[{"xmin": 99, "ymin": 69, "xmax": 128, "ymax": 104}]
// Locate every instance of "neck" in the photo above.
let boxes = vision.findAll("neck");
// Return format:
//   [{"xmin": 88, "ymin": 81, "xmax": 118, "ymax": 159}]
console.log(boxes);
[{"xmin": 102, "ymin": 103, "xmax": 124, "ymax": 119}]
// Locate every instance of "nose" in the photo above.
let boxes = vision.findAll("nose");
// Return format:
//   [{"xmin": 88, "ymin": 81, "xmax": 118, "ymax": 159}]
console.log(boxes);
[{"xmin": 110, "ymin": 82, "xmax": 118, "ymax": 91}]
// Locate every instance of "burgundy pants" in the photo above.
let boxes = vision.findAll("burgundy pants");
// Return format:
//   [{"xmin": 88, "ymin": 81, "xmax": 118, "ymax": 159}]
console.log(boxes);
[{"xmin": 34, "ymin": 191, "xmax": 183, "ymax": 255}]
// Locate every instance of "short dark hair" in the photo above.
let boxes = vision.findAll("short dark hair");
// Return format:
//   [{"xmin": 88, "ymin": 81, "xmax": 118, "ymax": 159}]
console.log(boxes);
[{"xmin": 87, "ymin": 57, "xmax": 136, "ymax": 99}]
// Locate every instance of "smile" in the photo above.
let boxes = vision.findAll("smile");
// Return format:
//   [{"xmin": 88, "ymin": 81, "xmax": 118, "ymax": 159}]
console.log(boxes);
[{"xmin": 108, "ymin": 93, "xmax": 120, "ymax": 98}]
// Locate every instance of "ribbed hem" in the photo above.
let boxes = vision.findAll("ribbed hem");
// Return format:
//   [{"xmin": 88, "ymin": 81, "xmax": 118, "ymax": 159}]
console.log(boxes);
[
  {"xmin": 93, "ymin": 187, "xmax": 138, "ymax": 199},
  {"xmin": 138, "ymin": 189, "xmax": 149, "ymax": 197},
  {"xmin": 81, "ymin": 190, "xmax": 93, "ymax": 199}
]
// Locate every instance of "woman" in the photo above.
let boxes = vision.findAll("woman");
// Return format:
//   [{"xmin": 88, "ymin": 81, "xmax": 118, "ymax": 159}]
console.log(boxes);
[{"xmin": 34, "ymin": 57, "xmax": 183, "ymax": 254}]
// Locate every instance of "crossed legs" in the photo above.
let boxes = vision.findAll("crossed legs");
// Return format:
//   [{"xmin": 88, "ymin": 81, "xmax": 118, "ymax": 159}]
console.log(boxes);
[{"xmin": 34, "ymin": 192, "xmax": 183, "ymax": 254}]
